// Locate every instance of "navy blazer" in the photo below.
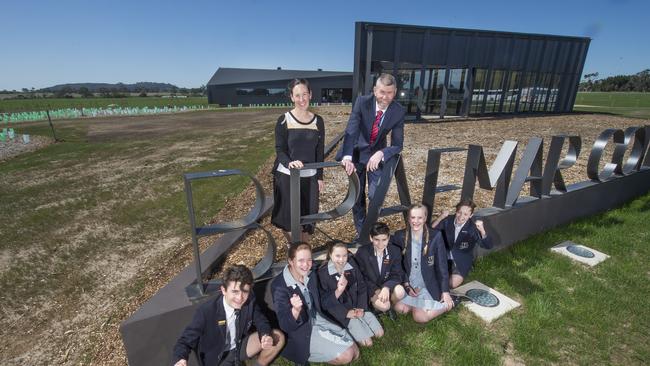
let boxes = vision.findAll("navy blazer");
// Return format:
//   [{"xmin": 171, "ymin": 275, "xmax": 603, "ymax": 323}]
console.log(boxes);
[
  {"xmin": 392, "ymin": 228, "xmax": 450, "ymax": 301},
  {"xmin": 336, "ymin": 94, "xmax": 405, "ymax": 164},
  {"xmin": 354, "ymin": 243, "xmax": 404, "ymax": 297},
  {"xmin": 172, "ymin": 292, "xmax": 272, "ymax": 366},
  {"xmin": 435, "ymin": 216, "xmax": 493, "ymax": 277},
  {"xmin": 317, "ymin": 259, "xmax": 369, "ymax": 328},
  {"xmin": 271, "ymin": 267, "xmax": 336, "ymax": 364}
]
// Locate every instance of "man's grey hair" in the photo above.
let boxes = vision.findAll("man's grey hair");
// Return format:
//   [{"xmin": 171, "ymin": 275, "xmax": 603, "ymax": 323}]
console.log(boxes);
[{"xmin": 375, "ymin": 73, "xmax": 397, "ymax": 88}]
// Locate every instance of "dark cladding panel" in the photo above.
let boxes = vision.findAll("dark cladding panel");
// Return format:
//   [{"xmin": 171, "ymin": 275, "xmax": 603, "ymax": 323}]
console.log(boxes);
[
  {"xmin": 540, "ymin": 40, "xmax": 559, "ymax": 72},
  {"xmin": 510, "ymin": 38, "xmax": 529, "ymax": 69},
  {"xmin": 447, "ymin": 33, "xmax": 471, "ymax": 66},
  {"xmin": 423, "ymin": 32, "xmax": 449, "ymax": 65},
  {"xmin": 526, "ymin": 39, "xmax": 545, "ymax": 70},
  {"xmin": 373, "ymin": 30, "xmax": 396, "ymax": 62},
  {"xmin": 492, "ymin": 36, "xmax": 512, "ymax": 69},
  {"xmin": 470, "ymin": 35, "xmax": 493, "ymax": 67},
  {"xmin": 554, "ymin": 41, "xmax": 571, "ymax": 73},
  {"xmin": 400, "ymin": 31, "xmax": 424, "ymax": 64}
]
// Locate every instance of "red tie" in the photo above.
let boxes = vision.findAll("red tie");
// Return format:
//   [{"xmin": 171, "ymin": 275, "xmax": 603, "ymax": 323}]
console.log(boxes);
[{"xmin": 369, "ymin": 110, "xmax": 383, "ymax": 145}]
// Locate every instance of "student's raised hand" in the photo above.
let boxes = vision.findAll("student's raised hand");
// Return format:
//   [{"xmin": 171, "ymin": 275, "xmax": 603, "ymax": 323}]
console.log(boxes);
[
  {"xmin": 174, "ymin": 359, "xmax": 187, "ymax": 366},
  {"xmin": 337, "ymin": 274, "xmax": 348, "ymax": 291},
  {"xmin": 378, "ymin": 287, "xmax": 390, "ymax": 303},
  {"xmin": 318, "ymin": 179, "xmax": 324, "ymax": 192},
  {"xmin": 290, "ymin": 293, "xmax": 303, "ymax": 310},
  {"xmin": 440, "ymin": 210, "xmax": 450, "ymax": 219},
  {"xmin": 475, "ymin": 220, "xmax": 486, "ymax": 237},
  {"xmin": 288, "ymin": 160, "xmax": 304, "ymax": 169},
  {"xmin": 260, "ymin": 334, "xmax": 274, "ymax": 349}
]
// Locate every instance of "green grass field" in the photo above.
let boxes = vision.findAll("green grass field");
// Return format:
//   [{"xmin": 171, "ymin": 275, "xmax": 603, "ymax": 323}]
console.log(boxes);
[
  {"xmin": 0, "ymin": 96, "xmax": 209, "ymax": 113},
  {"xmin": 288, "ymin": 193, "xmax": 650, "ymax": 366},
  {"xmin": 574, "ymin": 92, "xmax": 650, "ymax": 119}
]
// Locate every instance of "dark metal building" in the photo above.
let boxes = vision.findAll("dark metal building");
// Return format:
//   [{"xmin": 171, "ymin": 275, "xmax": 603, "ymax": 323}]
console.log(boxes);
[
  {"xmin": 353, "ymin": 22, "xmax": 590, "ymax": 118},
  {"xmin": 207, "ymin": 68, "xmax": 353, "ymax": 106}
]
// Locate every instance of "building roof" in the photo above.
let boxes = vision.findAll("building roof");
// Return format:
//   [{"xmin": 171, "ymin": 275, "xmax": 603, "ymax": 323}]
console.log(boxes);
[{"xmin": 207, "ymin": 67, "xmax": 352, "ymax": 86}]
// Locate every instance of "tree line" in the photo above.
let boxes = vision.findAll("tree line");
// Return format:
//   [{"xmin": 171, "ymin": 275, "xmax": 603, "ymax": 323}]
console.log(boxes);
[{"xmin": 580, "ymin": 69, "xmax": 650, "ymax": 92}]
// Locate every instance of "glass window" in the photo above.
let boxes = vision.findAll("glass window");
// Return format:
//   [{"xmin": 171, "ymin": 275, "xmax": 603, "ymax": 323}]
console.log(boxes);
[
  {"xmin": 470, "ymin": 69, "xmax": 487, "ymax": 115},
  {"xmin": 503, "ymin": 71, "xmax": 520, "ymax": 113},
  {"xmin": 425, "ymin": 68, "xmax": 446, "ymax": 116},
  {"xmin": 519, "ymin": 72, "xmax": 536, "ymax": 112},
  {"xmin": 546, "ymin": 74, "xmax": 561, "ymax": 112},
  {"xmin": 446, "ymin": 68, "xmax": 467, "ymax": 116},
  {"xmin": 485, "ymin": 70, "xmax": 505, "ymax": 114}
]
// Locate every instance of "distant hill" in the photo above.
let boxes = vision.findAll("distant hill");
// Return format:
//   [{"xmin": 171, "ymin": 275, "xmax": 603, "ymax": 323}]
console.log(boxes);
[{"xmin": 40, "ymin": 82, "xmax": 179, "ymax": 93}]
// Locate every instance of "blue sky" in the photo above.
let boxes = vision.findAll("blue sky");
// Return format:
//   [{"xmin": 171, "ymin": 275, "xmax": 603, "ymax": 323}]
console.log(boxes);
[{"xmin": 1, "ymin": 0, "xmax": 647, "ymax": 90}]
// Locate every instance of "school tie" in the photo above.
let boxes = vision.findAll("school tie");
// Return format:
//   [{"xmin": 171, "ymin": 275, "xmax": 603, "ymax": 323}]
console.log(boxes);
[
  {"xmin": 225, "ymin": 309, "xmax": 240, "ymax": 350},
  {"xmin": 369, "ymin": 110, "xmax": 383, "ymax": 145}
]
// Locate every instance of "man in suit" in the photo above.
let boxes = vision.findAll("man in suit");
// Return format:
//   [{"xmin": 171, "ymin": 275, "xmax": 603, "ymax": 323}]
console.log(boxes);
[
  {"xmin": 337, "ymin": 73, "xmax": 406, "ymax": 236},
  {"xmin": 172, "ymin": 265, "xmax": 285, "ymax": 366}
]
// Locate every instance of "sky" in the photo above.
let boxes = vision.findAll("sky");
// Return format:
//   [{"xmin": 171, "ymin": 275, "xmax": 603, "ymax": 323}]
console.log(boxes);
[{"xmin": 1, "ymin": 0, "xmax": 648, "ymax": 90}]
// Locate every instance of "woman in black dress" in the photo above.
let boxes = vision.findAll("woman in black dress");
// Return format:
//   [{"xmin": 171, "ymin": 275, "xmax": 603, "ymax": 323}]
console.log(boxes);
[{"xmin": 271, "ymin": 79, "xmax": 325, "ymax": 245}]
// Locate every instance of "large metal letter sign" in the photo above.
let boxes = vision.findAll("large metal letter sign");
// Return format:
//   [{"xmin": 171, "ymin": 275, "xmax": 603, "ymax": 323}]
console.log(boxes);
[
  {"xmin": 505, "ymin": 137, "xmax": 543, "ymax": 207},
  {"xmin": 289, "ymin": 161, "xmax": 360, "ymax": 244},
  {"xmin": 122, "ymin": 124, "xmax": 650, "ymax": 366},
  {"xmin": 461, "ymin": 141, "xmax": 518, "ymax": 208},
  {"xmin": 541, "ymin": 135, "xmax": 581, "ymax": 195}
]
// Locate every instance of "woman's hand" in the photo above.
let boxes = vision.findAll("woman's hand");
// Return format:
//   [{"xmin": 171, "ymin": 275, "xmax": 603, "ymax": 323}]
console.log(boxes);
[
  {"xmin": 318, "ymin": 179, "xmax": 324, "ymax": 192},
  {"xmin": 288, "ymin": 160, "xmax": 304, "ymax": 169}
]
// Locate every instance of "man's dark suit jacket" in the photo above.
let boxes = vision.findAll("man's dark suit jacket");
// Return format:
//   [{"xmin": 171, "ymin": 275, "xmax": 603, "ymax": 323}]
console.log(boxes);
[
  {"xmin": 172, "ymin": 292, "xmax": 271, "ymax": 366},
  {"xmin": 336, "ymin": 94, "xmax": 405, "ymax": 165},
  {"xmin": 435, "ymin": 216, "xmax": 493, "ymax": 277},
  {"xmin": 353, "ymin": 243, "xmax": 404, "ymax": 299}
]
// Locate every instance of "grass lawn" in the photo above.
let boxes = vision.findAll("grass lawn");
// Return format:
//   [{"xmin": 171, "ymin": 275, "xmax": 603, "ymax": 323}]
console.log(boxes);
[
  {"xmin": 274, "ymin": 193, "xmax": 650, "ymax": 365},
  {"xmin": 574, "ymin": 92, "xmax": 650, "ymax": 119},
  {"xmin": 0, "ymin": 96, "xmax": 209, "ymax": 113}
]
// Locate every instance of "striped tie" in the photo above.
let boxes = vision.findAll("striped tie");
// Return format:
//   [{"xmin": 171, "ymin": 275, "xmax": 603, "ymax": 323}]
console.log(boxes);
[{"xmin": 369, "ymin": 110, "xmax": 383, "ymax": 145}]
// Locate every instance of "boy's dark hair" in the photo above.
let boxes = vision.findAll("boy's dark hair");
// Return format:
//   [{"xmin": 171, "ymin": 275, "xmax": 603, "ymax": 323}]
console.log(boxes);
[
  {"xmin": 222, "ymin": 264, "xmax": 253, "ymax": 290},
  {"xmin": 369, "ymin": 222, "xmax": 390, "ymax": 237},
  {"xmin": 456, "ymin": 198, "xmax": 477, "ymax": 213}
]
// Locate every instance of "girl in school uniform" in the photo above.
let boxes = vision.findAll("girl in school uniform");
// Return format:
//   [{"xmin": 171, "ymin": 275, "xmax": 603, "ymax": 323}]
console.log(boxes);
[
  {"xmin": 392, "ymin": 203, "xmax": 455, "ymax": 323},
  {"xmin": 271, "ymin": 243, "xmax": 359, "ymax": 365},
  {"xmin": 317, "ymin": 242, "xmax": 384, "ymax": 347},
  {"xmin": 432, "ymin": 198, "xmax": 493, "ymax": 288}
]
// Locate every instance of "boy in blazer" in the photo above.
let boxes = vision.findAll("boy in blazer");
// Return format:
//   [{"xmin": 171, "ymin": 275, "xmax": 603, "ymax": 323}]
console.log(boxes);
[
  {"xmin": 433, "ymin": 198, "xmax": 493, "ymax": 288},
  {"xmin": 336, "ymin": 73, "xmax": 406, "ymax": 236},
  {"xmin": 173, "ymin": 265, "xmax": 284, "ymax": 366},
  {"xmin": 354, "ymin": 222, "xmax": 406, "ymax": 314}
]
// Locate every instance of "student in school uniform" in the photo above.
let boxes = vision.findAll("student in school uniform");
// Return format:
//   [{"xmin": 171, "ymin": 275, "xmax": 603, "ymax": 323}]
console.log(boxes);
[
  {"xmin": 432, "ymin": 198, "xmax": 493, "ymax": 289},
  {"xmin": 317, "ymin": 242, "xmax": 384, "ymax": 347},
  {"xmin": 172, "ymin": 265, "xmax": 285, "ymax": 366},
  {"xmin": 392, "ymin": 203, "xmax": 454, "ymax": 323},
  {"xmin": 271, "ymin": 243, "xmax": 359, "ymax": 365},
  {"xmin": 353, "ymin": 222, "xmax": 406, "ymax": 314}
]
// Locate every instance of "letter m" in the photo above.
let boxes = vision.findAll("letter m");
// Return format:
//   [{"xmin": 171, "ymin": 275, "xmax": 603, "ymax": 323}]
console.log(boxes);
[{"xmin": 460, "ymin": 141, "xmax": 518, "ymax": 208}]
